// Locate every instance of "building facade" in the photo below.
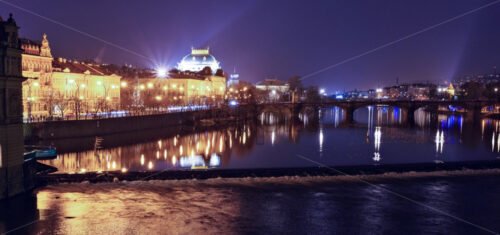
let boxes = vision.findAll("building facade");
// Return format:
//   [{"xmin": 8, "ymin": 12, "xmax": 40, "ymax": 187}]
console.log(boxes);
[
  {"xmin": 20, "ymin": 34, "xmax": 121, "ymax": 118},
  {"xmin": 0, "ymin": 14, "xmax": 27, "ymax": 199},
  {"xmin": 256, "ymin": 78, "xmax": 289, "ymax": 102},
  {"xmin": 121, "ymin": 69, "xmax": 226, "ymax": 109},
  {"xmin": 177, "ymin": 47, "xmax": 221, "ymax": 73}
]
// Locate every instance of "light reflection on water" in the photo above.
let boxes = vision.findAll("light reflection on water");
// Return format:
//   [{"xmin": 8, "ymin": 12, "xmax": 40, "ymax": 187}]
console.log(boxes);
[{"xmin": 40, "ymin": 106, "xmax": 500, "ymax": 173}]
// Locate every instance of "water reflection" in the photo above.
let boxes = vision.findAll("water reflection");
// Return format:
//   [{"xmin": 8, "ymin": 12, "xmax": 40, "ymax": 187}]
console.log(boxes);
[
  {"xmin": 39, "ymin": 107, "xmax": 500, "ymax": 173},
  {"xmin": 42, "ymin": 124, "xmax": 257, "ymax": 173},
  {"xmin": 435, "ymin": 130, "xmax": 444, "ymax": 154},
  {"xmin": 373, "ymin": 127, "xmax": 382, "ymax": 162}
]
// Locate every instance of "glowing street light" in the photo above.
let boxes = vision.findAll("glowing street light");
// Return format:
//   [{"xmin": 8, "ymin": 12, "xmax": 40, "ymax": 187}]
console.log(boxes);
[
  {"xmin": 156, "ymin": 67, "xmax": 167, "ymax": 78},
  {"xmin": 320, "ymin": 88, "xmax": 326, "ymax": 94},
  {"xmin": 121, "ymin": 81, "xmax": 127, "ymax": 87}
]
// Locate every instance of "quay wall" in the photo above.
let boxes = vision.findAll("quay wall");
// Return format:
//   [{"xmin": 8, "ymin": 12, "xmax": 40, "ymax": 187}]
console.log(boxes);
[{"xmin": 26, "ymin": 106, "xmax": 257, "ymax": 140}]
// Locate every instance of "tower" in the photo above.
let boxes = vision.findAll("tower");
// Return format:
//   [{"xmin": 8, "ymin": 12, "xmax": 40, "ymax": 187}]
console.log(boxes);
[
  {"xmin": 228, "ymin": 67, "xmax": 240, "ymax": 87},
  {"xmin": 0, "ymin": 14, "xmax": 27, "ymax": 199}
]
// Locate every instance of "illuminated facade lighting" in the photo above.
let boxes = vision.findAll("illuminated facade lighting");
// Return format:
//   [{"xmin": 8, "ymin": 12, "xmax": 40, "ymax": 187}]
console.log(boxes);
[{"xmin": 177, "ymin": 47, "xmax": 220, "ymax": 73}]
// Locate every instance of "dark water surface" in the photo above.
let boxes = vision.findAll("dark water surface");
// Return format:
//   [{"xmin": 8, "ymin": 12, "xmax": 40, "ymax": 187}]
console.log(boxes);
[
  {"xmin": 3, "ymin": 107, "xmax": 500, "ymax": 234},
  {"xmin": 2, "ymin": 172, "xmax": 500, "ymax": 234},
  {"xmin": 40, "ymin": 107, "xmax": 500, "ymax": 173}
]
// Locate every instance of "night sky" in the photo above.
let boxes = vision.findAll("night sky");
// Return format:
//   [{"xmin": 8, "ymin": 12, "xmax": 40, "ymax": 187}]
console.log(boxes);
[{"xmin": 1, "ymin": 0, "xmax": 500, "ymax": 92}]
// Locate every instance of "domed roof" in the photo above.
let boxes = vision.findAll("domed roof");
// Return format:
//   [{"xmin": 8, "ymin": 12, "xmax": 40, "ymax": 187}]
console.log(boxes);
[{"xmin": 177, "ymin": 47, "xmax": 220, "ymax": 73}]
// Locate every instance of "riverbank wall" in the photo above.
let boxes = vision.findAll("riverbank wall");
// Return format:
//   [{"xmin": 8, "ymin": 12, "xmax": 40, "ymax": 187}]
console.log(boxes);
[
  {"xmin": 36, "ymin": 160, "xmax": 500, "ymax": 185},
  {"xmin": 25, "ymin": 106, "xmax": 257, "ymax": 140}
]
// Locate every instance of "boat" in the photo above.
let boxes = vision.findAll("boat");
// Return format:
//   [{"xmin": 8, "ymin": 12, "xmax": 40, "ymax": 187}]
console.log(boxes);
[
  {"xmin": 24, "ymin": 145, "xmax": 57, "ymax": 159},
  {"xmin": 24, "ymin": 151, "xmax": 37, "ymax": 162}
]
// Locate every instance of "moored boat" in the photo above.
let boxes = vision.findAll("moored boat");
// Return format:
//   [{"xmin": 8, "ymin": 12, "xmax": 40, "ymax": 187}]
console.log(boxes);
[
  {"xmin": 25, "ymin": 145, "xmax": 57, "ymax": 159},
  {"xmin": 24, "ymin": 151, "xmax": 37, "ymax": 162}
]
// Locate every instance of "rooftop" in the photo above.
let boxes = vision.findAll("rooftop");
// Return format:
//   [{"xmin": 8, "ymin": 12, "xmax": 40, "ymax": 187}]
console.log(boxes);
[
  {"xmin": 52, "ymin": 58, "xmax": 117, "ymax": 76},
  {"xmin": 256, "ymin": 79, "xmax": 288, "ymax": 86}
]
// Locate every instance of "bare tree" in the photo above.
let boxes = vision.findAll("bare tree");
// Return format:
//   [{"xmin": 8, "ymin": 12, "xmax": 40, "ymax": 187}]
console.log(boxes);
[
  {"xmin": 46, "ymin": 88, "xmax": 55, "ymax": 118},
  {"xmin": 53, "ymin": 93, "xmax": 69, "ymax": 118}
]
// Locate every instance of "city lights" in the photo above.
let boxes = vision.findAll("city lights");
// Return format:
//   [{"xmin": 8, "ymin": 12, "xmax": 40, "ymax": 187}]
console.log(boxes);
[
  {"xmin": 156, "ymin": 67, "xmax": 167, "ymax": 78},
  {"xmin": 4, "ymin": 3, "xmax": 500, "ymax": 234}
]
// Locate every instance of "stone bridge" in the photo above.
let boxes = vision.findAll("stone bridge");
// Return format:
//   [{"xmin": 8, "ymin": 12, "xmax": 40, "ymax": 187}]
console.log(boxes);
[{"xmin": 256, "ymin": 100, "xmax": 499, "ymax": 123}]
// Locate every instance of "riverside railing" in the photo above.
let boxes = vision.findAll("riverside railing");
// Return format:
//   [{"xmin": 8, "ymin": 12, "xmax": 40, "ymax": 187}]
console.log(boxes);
[{"xmin": 23, "ymin": 105, "xmax": 220, "ymax": 123}]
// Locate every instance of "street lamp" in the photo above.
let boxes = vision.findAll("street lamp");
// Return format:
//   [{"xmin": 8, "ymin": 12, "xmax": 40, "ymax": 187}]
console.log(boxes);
[{"xmin": 156, "ymin": 67, "xmax": 167, "ymax": 78}]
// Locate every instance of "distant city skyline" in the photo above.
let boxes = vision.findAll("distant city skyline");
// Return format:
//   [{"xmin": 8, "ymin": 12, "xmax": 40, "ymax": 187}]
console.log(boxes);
[{"xmin": 1, "ymin": 0, "xmax": 500, "ymax": 91}]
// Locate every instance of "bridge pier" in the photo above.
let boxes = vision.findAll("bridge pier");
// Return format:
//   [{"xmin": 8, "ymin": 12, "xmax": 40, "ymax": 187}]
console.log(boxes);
[
  {"xmin": 0, "ymin": 15, "xmax": 31, "ymax": 200},
  {"xmin": 464, "ymin": 104, "xmax": 483, "ymax": 124},
  {"xmin": 405, "ymin": 106, "xmax": 416, "ymax": 125},
  {"xmin": 342, "ymin": 106, "xmax": 355, "ymax": 123}
]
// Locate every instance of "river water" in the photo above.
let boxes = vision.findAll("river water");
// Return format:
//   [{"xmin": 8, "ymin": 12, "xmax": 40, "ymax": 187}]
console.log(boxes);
[
  {"xmin": 2, "ymin": 106, "xmax": 500, "ymax": 234},
  {"xmin": 39, "ymin": 107, "xmax": 500, "ymax": 173}
]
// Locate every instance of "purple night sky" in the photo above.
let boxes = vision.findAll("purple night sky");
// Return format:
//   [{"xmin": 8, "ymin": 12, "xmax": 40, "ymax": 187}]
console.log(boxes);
[{"xmin": 1, "ymin": 0, "xmax": 500, "ymax": 91}]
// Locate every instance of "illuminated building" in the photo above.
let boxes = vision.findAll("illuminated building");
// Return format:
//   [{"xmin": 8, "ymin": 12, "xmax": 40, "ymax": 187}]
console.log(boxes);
[
  {"xmin": 122, "ymin": 69, "xmax": 226, "ymax": 107},
  {"xmin": 121, "ymin": 48, "xmax": 226, "ymax": 108},
  {"xmin": 177, "ymin": 47, "xmax": 221, "ymax": 73},
  {"xmin": 227, "ymin": 67, "xmax": 240, "ymax": 87},
  {"xmin": 20, "ymin": 34, "xmax": 121, "ymax": 118},
  {"xmin": 447, "ymin": 83, "xmax": 455, "ymax": 96},
  {"xmin": 256, "ymin": 78, "xmax": 289, "ymax": 102}
]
